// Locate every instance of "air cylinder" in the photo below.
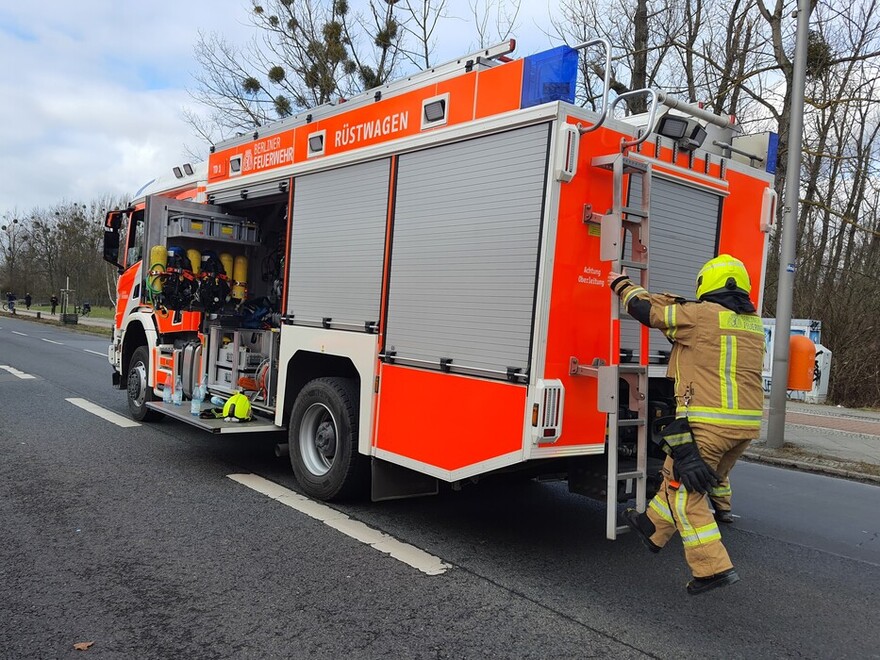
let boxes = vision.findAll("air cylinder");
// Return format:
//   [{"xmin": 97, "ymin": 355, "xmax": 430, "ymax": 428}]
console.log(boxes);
[
  {"xmin": 232, "ymin": 255, "xmax": 248, "ymax": 300},
  {"xmin": 186, "ymin": 249, "xmax": 201, "ymax": 275},
  {"xmin": 148, "ymin": 245, "xmax": 167, "ymax": 293},
  {"xmin": 219, "ymin": 252, "xmax": 234, "ymax": 279},
  {"xmin": 788, "ymin": 335, "xmax": 816, "ymax": 391}
]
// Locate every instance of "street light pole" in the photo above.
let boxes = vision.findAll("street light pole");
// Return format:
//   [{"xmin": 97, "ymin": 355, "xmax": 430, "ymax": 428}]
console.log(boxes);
[{"xmin": 767, "ymin": 0, "xmax": 810, "ymax": 449}]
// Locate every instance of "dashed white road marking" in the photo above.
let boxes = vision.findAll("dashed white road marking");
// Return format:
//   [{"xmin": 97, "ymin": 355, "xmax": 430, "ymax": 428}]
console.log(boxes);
[
  {"xmin": 41, "ymin": 338, "xmax": 63, "ymax": 345},
  {"xmin": 228, "ymin": 473, "xmax": 451, "ymax": 576},
  {"xmin": 0, "ymin": 365, "xmax": 36, "ymax": 379},
  {"xmin": 65, "ymin": 398, "xmax": 141, "ymax": 428},
  {"xmin": 84, "ymin": 350, "xmax": 107, "ymax": 357},
  {"xmin": 12, "ymin": 331, "xmax": 28, "ymax": 336}
]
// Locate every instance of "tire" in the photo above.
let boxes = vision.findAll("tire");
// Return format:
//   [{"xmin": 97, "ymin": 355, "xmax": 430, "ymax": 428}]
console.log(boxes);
[
  {"xmin": 289, "ymin": 377, "xmax": 366, "ymax": 501},
  {"xmin": 127, "ymin": 346, "xmax": 164, "ymax": 422}
]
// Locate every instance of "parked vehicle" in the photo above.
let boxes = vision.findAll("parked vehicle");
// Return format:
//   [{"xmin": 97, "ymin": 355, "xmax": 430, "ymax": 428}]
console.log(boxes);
[{"xmin": 102, "ymin": 39, "xmax": 776, "ymax": 538}]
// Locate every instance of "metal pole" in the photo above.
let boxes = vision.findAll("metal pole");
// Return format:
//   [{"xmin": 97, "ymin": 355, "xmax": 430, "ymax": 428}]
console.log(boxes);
[{"xmin": 767, "ymin": 0, "xmax": 810, "ymax": 449}]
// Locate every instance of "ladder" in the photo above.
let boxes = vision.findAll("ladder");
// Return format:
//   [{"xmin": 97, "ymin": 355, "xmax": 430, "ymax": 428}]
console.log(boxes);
[{"xmin": 592, "ymin": 153, "xmax": 652, "ymax": 540}]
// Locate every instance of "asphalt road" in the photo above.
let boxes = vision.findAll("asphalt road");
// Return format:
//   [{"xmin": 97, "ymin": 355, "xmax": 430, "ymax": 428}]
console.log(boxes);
[{"xmin": 1, "ymin": 316, "xmax": 879, "ymax": 659}]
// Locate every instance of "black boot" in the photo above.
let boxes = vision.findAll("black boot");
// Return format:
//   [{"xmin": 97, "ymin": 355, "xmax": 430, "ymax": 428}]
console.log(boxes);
[
  {"xmin": 622, "ymin": 508, "xmax": 662, "ymax": 554},
  {"xmin": 713, "ymin": 508, "xmax": 734, "ymax": 524},
  {"xmin": 686, "ymin": 568, "xmax": 740, "ymax": 595}
]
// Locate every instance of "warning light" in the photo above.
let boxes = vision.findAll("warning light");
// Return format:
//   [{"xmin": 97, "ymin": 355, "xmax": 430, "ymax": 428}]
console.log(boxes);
[{"xmin": 521, "ymin": 46, "xmax": 578, "ymax": 108}]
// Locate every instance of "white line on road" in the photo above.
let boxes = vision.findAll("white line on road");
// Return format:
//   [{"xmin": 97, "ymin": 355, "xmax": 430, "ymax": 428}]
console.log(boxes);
[
  {"xmin": 228, "ymin": 474, "xmax": 451, "ymax": 576},
  {"xmin": 0, "ymin": 365, "xmax": 36, "ymax": 379},
  {"xmin": 84, "ymin": 350, "xmax": 106, "ymax": 357},
  {"xmin": 12, "ymin": 331, "xmax": 28, "ymax": 336},
  {"xmin": 65, "ymin": 398, "xmax": 141, "ymax": 428},
  {"xmin": 41, "ymin": 338, "xmax": 63, "ymax": 345}
]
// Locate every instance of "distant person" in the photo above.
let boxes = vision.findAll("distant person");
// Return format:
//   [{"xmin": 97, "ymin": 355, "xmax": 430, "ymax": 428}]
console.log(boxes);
[
  {"xmin": 608, "ymin": 254, "xmax": 764, "ymax": 595},
  {"xmin": 24, "ymin": 292, "xmax": 32, "ymax": 310},
  {"xmin": 50, "ymin": 294, "xmax": 58, "ymax": 315},
  {"xmin": 5, "ymin": 291, "xmax": 16, "ymax": 314}
]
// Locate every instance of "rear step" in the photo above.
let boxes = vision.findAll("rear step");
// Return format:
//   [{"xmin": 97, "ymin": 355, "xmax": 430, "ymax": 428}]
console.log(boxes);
[{"xmin": 146, "ymin": 401, "xmax": 283, "ymax": 434}]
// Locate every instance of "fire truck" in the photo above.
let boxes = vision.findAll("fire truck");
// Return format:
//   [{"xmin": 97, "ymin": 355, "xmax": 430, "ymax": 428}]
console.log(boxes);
[{"xmin": 102, "ymin": 39, "xmax": 776, "ymax": 539}]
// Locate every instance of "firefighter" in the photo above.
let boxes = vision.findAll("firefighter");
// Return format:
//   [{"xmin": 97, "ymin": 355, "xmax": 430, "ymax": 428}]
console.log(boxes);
[{"xmin": 607, "ymin": 254, "xmax": 764, "ymax": 595}]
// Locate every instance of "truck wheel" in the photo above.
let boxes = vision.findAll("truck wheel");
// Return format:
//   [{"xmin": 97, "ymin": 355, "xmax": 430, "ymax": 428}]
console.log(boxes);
[
  {"xmin": 127, "ymin": 346, "xmax": 164, "ymax": 422},
  {"xmin": 289, "ymin": 377, "xmax": 366, "ymax": 501}
]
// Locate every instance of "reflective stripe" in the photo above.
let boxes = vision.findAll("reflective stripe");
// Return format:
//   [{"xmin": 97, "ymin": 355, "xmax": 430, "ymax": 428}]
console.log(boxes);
[
  {"xmin": 675, "ymin": 485, "xmax": 723, "ymax": 547},
  {"xmin": 649, "ymin": 496, "xmax": 674, "ymax": 524},
  {"xmin": 623, "ymin": 285, "xmax": 647, "ymax": 308},
  {"xmin": 664, "ymin": 305, "xmax": 678, "ymax": 341},
  {"xmin": 731, "ymin": 336, "xmax": 739, "ymax": 409},
  {"xmin": 719, "ymin": 334, "xmax": 738, "ymax": 409},
  {"xmin": 686, "ymin": 406, "xmax": 763, "ymax": 428},
  {"xmin": 675, "ymin": 486, "xmax": 693, "ymax": 539},
  {"xmin": 681, "ymin": 522, "xmax": 722, "ymax": 547},
  {"xmin": 664, "ymin": 431, "xmax": 692, "ymax": 447},
  {"xmin": 711, "ymin": 484, "xmax": 732, "ymax": 497}
]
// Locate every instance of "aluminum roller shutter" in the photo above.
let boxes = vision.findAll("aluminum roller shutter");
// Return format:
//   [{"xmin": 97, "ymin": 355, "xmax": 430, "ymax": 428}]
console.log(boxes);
[
  {"xmin": 286, "ymin": 159, "xmax": 390, "ymax": 328},
  {"xmin": 384, "ymin": 123, "xmax": 550, "ymax": 377},
  {"xmin": 208, "ymin": 179, "xmax": 289, "ymax": 205},
  {"xmin": 621, "ymin": 176, "xmax": 722, "ymax": 360}
]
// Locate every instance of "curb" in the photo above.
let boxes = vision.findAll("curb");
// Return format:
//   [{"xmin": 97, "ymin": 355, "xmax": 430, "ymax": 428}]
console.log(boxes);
[
  {"xmin": 742, "ymin": 451, "xmax": 880, "ymax": 485},
  {"xmin": 1, "ymin": 310, "xmax": 112, "ymax": 336}
]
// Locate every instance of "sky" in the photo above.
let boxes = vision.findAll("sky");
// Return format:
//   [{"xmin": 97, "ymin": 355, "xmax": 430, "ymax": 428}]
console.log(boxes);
[{"xmin": 0, "ymin": 1, "xmax": 555, "ymax": 218}]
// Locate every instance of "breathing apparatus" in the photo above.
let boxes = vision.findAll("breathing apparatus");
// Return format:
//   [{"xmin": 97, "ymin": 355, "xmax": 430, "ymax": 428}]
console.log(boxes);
[{"xmin": 198, "ymin": 250, "xmax": 231, "ymax": 312}]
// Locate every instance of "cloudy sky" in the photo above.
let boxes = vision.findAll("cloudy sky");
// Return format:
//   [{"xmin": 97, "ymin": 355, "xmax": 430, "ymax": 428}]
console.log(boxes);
[{"xmin": 0, "ymin": 1, "xmax": 555, "ymax": 218}]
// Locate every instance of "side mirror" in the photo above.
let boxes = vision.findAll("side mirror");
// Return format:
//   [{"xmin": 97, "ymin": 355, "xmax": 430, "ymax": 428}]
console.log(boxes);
[{"xmin": 102, "ymin": 210, "xmax": 124, "ymax": 269}]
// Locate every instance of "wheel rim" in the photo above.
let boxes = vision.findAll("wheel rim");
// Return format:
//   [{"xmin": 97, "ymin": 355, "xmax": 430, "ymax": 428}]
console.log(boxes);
[
  {"xmin": 128, "ymin": 359, "xmax": 148, "ymax": 408},
  {"xmin": 299, "ymin": 402, "xmax": 338, "ymax": 477}
]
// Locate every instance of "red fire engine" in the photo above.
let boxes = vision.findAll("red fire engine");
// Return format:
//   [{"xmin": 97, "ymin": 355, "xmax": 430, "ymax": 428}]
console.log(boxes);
[{"xmin": 103, "ymin": 39, "xmax": 776, "ymax": 538}]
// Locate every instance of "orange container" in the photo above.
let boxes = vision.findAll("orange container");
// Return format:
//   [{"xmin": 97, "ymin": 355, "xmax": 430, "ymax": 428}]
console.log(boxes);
[{"xmin": 788, "ymin": 335, "xmax": 816, "ymax": 391}]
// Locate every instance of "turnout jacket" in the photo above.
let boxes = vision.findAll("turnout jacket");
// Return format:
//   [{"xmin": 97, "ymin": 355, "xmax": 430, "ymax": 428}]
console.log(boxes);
[{"xmin": 611, "ymin": 277, "xmax": 765, "ymax": 434}]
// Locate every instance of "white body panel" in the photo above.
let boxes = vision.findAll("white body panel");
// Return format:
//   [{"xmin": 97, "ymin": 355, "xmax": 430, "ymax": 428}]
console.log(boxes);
[{"xmin": 275, "ymin": 325, "xmax": 379, "ymax": 455}]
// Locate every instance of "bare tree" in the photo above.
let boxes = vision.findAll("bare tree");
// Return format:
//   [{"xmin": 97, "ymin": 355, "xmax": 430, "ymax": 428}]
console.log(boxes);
[
  {"xmin": 550, "ymin": 0, "xmax": 684, "ymax": 113},
  {"xmin": 468, "ymin": 0, "xmax": 520, "ymax": 50},
  {"xmin": 187, "ymin": 0, "xmax": 455, "ymax": 144},
  {"xmin": 392, "ymin": 0, "xmax": 449, "ymax": 68},
  {"xmin": 1, "ymin": 198, "xmax": 122, "ymax": 306}
]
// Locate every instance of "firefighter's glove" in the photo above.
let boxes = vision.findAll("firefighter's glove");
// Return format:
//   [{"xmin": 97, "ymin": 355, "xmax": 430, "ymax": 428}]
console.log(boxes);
[
  {"xmin": 610, "ymin": 275, "xmax": 632, "ymax": 296},
  {"xmin": 671, "ymin": 442, "xmax": 720, "ymax": 494}
]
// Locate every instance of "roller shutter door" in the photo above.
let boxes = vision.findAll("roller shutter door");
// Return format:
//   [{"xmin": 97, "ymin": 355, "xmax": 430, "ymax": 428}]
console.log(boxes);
[
  {"xmin": 286, "ymin": 159, "xmax": 390, "ymax": 329},
  {"xmin": 621, "ymin": 176, "xmax": 722, "ymax": 360},
  {"xmin": 384, "ymin": 123, "xmax": 550, "ymax": 378}
]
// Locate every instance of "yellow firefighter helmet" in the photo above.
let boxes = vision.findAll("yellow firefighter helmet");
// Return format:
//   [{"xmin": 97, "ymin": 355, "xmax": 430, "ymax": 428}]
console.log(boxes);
[
  {"xmin": 696, "ymin": 254, "xmax": 751, "ymax": 299},
  {"xmin": 223, "ymin": 392, "xmax": 252, "ymax": 421}
]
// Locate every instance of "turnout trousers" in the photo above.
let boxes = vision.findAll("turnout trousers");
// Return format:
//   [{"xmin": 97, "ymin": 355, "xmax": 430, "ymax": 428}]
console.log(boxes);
[{"xmin": 644, "ymin": 424, "xmax": 754, "ymax": 577}]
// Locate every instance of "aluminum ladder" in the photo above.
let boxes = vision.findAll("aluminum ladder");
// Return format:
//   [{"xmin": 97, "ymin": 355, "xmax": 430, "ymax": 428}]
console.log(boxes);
[{"xmin": 593, "ymin": 153, "xmax": 652, "ymax": 540}]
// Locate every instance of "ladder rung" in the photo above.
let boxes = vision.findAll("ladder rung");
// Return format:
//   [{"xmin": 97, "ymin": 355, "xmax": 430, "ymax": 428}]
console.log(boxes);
[
  {"xmin": 619, "ymin": 259, "xmax": 647, "ymax": 271},
  {"xmin": 618, "ymin": 364, "xmax": 647, "ymax": 374},
  {"xmin": 615, "ymin": 524, "xmax": 632, "ymax": 535},
  {"xmin": 622, "ymin": 157, "xmax": 649, "ymax": 174},
  {"xmin": 592, "ymin": 155, "xmax": 649, "ymax": 175},
  {"xmin": 617, "ymin": 470, "xmax": 645, "ymax": 480},
  {"xmin": 618, "ymin": 419, "xmax": 646, "ymax": 428}
]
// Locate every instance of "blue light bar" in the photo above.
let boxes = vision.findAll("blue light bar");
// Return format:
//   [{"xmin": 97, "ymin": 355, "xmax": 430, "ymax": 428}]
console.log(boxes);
[{"xmin": 521, "ymin": 46, "xmax": 578, "ymax": 108}]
